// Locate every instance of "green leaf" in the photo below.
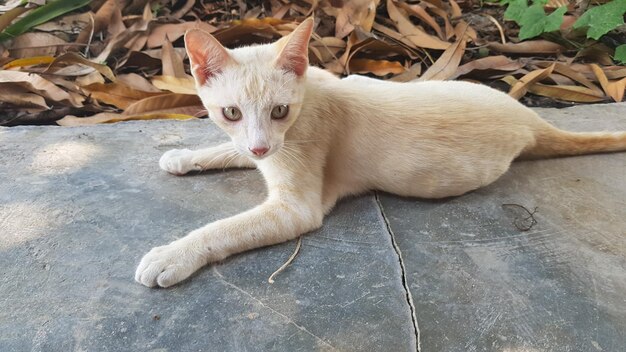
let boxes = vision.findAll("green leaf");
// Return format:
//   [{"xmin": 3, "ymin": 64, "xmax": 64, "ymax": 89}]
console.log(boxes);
[
  {"xmin": 615, "ymin": 44, "xmax": 626, "ymax": 65},
  {"xmin": 503, "ymin": 0, "xmax": 528, "ymax": 23},
  {"xmin": 573, "ymin": 0, "xmax": 626, "ymax": 40},
  {"xmin": 0, "ymin": 0, "xmax": 91, "ymax": 43},
  {"xmin": 518, "ymin": 5, "xmax": 566, "ymax": 40}
]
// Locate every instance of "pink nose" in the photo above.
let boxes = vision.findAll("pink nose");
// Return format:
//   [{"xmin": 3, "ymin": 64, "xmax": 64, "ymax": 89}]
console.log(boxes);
[{"xmin": 249, "ymin": 147, "xmax": 269, "ymax": 156}]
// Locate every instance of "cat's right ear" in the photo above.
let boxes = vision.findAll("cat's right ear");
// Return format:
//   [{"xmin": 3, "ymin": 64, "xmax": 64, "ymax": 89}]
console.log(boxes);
[{"xmin": 184, "ymin": 30, "xmax": 232, "ymax": 86}]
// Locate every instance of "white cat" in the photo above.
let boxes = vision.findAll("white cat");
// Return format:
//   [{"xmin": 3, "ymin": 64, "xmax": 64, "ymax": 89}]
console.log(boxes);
[{"xmin": 135, "ymin": 18, "xmax": 626, "ymax": 288}]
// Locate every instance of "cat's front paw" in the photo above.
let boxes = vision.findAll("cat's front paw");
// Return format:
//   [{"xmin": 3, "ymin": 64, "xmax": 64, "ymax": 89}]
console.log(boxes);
[
  {"xmin": 159, "ymin": 149, "xmax": 201, "ymax": 175},
  {"xmin": 135, "ymin": 240, "xmax": 206, "ymax": 288}
]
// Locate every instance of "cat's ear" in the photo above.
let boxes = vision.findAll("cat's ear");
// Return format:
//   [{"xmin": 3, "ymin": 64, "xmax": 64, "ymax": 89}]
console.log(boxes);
[
  {"xmin": 184, "ymin": 29, "xmax": 233, "ymax": 85},
  {"xmin": 275, "ymin": 18, "xmax": 314, "ymax": 77}
]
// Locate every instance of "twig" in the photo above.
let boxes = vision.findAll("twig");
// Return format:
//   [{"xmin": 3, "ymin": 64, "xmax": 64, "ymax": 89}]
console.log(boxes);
[
  {"xmin": 502, "ymin": 203, "xmax": 538, "ymax": 231},
  {"xmin": 485, "ymin": 14, "xmax": 506, "ymax": 45},
  {"xmin": 84, "ymin": 12, "xmax": 95, "ymax": 57},
  {"xmin": 268, "ymin": 237, "xmax": 302, "ymax": 284}
]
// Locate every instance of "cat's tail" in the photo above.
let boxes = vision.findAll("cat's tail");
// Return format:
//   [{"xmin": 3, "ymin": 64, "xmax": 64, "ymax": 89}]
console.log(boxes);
[{"xmin": 521, "ymin": 125, "xmax": 626, "ymax": 159}]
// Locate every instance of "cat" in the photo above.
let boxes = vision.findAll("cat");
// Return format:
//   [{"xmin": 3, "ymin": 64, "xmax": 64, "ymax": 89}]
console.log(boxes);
[{"xmin": 135, "ymin": 18, "xmax": 626, "ymax": 288}]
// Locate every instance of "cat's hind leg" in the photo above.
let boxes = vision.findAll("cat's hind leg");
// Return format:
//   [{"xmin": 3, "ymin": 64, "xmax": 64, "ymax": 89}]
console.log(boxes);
[{"xmin": 159, "ymin": 142, "xmax": 255, "ymax": 175}]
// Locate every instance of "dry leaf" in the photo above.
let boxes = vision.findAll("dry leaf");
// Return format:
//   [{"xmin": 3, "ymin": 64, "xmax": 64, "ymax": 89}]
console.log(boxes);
[
  {"xmin": 348, "ymin": 58, "xmax": 405, "ymax": 76},
  {"xmin": 82, "ymin": 82, "xmax": 165, "ymax": 109},
  {"xmin": 419, "ymin": 24, "xmax": 467, "ymax": 81},
  {"xmin": 117, "ymin": 73, "xmax": 161, "ymax": 92},
  {"xmin": 390, "ymin": 63, "xmax": 422, "ymax": 82},
  {"xmin": 0, "ymin": 70, "xmax": 83, "ymax": 107},
  {"xmin": 508, "ymin": 64, "xmax": 555, "ymax": 100},
  {"xmin": 2, "ymin": 56, "xmax": 55, "ymax": 69},
  {"xmin": 401, "ymin": 3, "xmax": 444, "ymax": 40},
  {"xmin": 147, "ymin": 21, "xmax": 217, "ymax": 48},
  {"xmin": 44, "ymin": 53, "xmax": 116, "ymax": 81},
  {"xmin": 453, "ymin": 55, "xmax": 523, "ymax": 79},
  {"xmin": 322, "ymin": 0, "xmax": 380, "ymax": 38},
  {"xmin": 7, "ymin": 32, "xmax": 68, "ymax": 58},
  {"xmin": 386, "ymin": 0, "xmax": 450, "ymax": 50},
  {"xmin": 161, "ymin": 35, "xmax": 186, "ymax": 78},
  {"xmin": 590, "ymin": 64, "xmax": 626, "ymax": 102},
  {"xmin": 57, "ymin": 112, "xmax": 196, "ymax": 126},
  {"xmin": 123, "ymin": 93, "xmax": 203, "ymax": 116},
  {"xmin": 502, "ymin": 76, "xmax": 606, "ymax": 103},
  {"xmin": 0, "ymin": 84, "xmax": 49, "ymax": 109},
  {"xmin": 535, "ymin": 61, "xmax": 603, "ymax": 94},
  {"xmin": 488, "ymin": 41, "xmax": 564, "ymax": 55},
  {"xmin": 151, "ymin": 75, "xmax": 196, "ymax": 94}
]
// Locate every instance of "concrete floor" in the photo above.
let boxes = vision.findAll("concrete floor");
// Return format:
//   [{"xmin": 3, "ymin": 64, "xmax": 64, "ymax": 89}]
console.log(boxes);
[{"xmin": 1, "ymin": 103, "xmax": 625, "ymax": 351}]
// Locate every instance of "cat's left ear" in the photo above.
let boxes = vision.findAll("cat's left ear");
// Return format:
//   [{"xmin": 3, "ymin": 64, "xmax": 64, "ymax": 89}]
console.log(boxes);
[
  {"xmin": 184, "ymin": 29, "xmax": 233, "ymax": 86},
  {"xmin": 275, "ymin": 18, "xmax": 314, "ymax": 77}
]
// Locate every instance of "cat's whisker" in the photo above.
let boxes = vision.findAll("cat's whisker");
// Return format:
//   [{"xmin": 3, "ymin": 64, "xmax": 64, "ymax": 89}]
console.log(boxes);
[
  {"xmin": 284, "ymin": 139, "xmax": 321, "ymax": 145},
  {"xmin": 280, "ymin": 145, "xmax": 307, "ymax": 169},
  {"xmin": 202, "ymin": 148, "xmax": 237, "ymax": 169},
  {"xmin": 222, "ymin": 151, "xmax": 241, "ymax": 170}
]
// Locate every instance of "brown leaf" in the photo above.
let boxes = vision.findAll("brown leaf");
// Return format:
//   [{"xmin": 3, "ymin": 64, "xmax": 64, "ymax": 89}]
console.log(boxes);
[
  {"xmin": 348, "ymin": 58, "xmax": 405, "ymax": 76},
  {"xmin": 117, "ymin": 73, "xmax": 161, "ymax": 92},
  {"xmin": 0, "ymin": 70, "xmax": 83, "ymax": 107},
  {"xmin": 123, "ymin": 93, "xmax": 203, "ymax": 116},
  {"xmin": 57, "ymin": 112, "xmax": 196, "ymax": 126},
  {"xmin": 502, "ymin": 76, "xmax": 606, "ymax": 103},
  {"xmin": 0, "ymin": 84, "xmax": 49, "ymax": 109},
  {"xmin": 322, "ymin": 0, "xmax": 380, "ymax": 38},
  {"xmin": 419, "ymin": 24, "xmax": 467, "ymax": 81},
  {"xmin": 34, "ymin": 12, "xmax": 92, "ymax": 33},
  {"xmin": 0, "ymin": 6, "xmax": 29, "ymax": 33},
  {"xmin": 452, "ymin": 55, "xmax": 523, "ymax": 79},
  {"xmin": 151, "ymin": 75, "xmax": 196, "ymax": 94},
  {"xmin": 575, "ymin": 44, "xmax": 613, "ymax": 66},
  {"xmin": 44, "ymin": 53, "xmax": 116, "ymax": 81},
  {"xmin": 8, "ymin": 33, "xmax": 68, "ymax": 58},
  {"xmin": 161, "ymin": 35, "xmax": 186, "ymax": 78},
  {"xmin": 94, "ymin": 3, "xmax": 153, "ymax": 63},
  {"xmin": 535, "ymin": 61, "xmax": 603, "ymax": 94},
  {"xmin": 390, "ymin": 63, "xmax": 422, "ymax": 82},
  {"xmin": 386, "ymin": 0, "xmax": 451, "ymax": 50},
  {"xmin": 590, "ymin": 64, "xmax": 626, "ymax": 102},
  {"xmin": 507, "ymin": 63, "xmax": 555, "ymax": 100},
  {"xmin": 76, "ymin": 71, "xmax": 105, "ymax": 86},
  {"xmin": 82, "ymin": 82, "xmax": 165, "ymax": 109},
  {"xmin": 400, "ymin": 3, "xmax": 444, "ymax": 40},
  {"xmin": 488, "ymin": 40, "xmax": 564, "ymax": 55},
  {"xmin": 76, "ymin": 0, "xmax": 123, "ymax": 44},
  {"xmin": 427, "ymin": 6, "xmax": 454, "ymax": 39},
  {"xmin": 449, "ymin": 0, "xmax": 462, "ymax": 18},
  {"xmin": 147, "ymin": 22, "xmax": 217, "ymax": 48},
  {"xmin": 370, "ymin": 22, "xmax": 424, "ymax": 58}
]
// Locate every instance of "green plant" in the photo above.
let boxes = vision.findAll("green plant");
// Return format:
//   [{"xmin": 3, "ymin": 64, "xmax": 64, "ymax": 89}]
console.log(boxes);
[
  {"xmin": 573, "ymin": 0, "xmax": 626, "ymax": 40},
  {"xmin": 501, "ymin": 0, "xmax": 566, "ymax": 40},
  {"xmin": 0, "ymin": 0, "xmax": 91, "ymax": 43}
]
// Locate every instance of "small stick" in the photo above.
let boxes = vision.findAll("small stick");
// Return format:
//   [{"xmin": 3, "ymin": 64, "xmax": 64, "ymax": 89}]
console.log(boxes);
[
  {"xmin": 485, "ymin": 14, "xmax": 506, "ymax": 45},
  {"xmin": 268, "ymin": 237, "xmax": 302, "ymax": 284}
]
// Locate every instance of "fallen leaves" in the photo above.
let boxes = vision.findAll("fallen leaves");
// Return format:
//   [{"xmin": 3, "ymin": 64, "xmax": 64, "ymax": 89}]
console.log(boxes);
[{"xmin": 0, "ymin": 0, "xmax": 625, "ymax": 126}]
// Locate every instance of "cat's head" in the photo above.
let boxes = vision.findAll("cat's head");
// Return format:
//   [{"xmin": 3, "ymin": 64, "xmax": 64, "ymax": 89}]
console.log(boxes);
[{"xmin": 184, "ymin": 18, "xmax": 314, "ymax": 160}]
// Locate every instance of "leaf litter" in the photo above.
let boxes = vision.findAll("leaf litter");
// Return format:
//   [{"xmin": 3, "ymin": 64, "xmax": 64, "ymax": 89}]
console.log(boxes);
[{"xmin": 0, "ymin": 0, "xmax": 625, "ymax": 126}]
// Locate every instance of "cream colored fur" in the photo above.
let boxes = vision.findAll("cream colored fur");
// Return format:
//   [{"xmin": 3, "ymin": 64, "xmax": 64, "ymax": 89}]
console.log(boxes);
[{"xmin": 135, "ymin": 18, "xmax": 626, "ymax": 288}]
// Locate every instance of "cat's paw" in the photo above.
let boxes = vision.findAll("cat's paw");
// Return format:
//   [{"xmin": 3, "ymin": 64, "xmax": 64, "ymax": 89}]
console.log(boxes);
[
  {"xmin": 135, "ymin": 241, "xmax": 206, "ymax": 288},
  {"xmin": 159, "ymin": 149, "xmax": 201, "ymax": 175}
]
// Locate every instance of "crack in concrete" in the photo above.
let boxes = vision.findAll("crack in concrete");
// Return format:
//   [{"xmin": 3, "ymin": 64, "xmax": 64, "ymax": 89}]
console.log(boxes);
[
  {"xmin": 374, "ymin": 192, "xmax": 421, "ymax": 352},
  {"xmin": 212, "ymin": 267, "xmax": 338, "ymax": 351}
]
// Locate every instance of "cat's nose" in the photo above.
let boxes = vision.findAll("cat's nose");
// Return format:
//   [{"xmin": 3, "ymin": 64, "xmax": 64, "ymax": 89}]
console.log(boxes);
[{"xmin": 249, "ymin": 147, "xmax": 269, "ymax": 156}]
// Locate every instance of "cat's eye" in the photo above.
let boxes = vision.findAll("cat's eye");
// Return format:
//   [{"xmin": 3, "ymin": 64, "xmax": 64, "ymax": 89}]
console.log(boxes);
[
  {"xmin": 222, "ymin": 107, "xmax": 242, "ymax": 121},
  {"xmin": 271, "ymin": 105, "xmax": 289, "ymax": 120}
]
